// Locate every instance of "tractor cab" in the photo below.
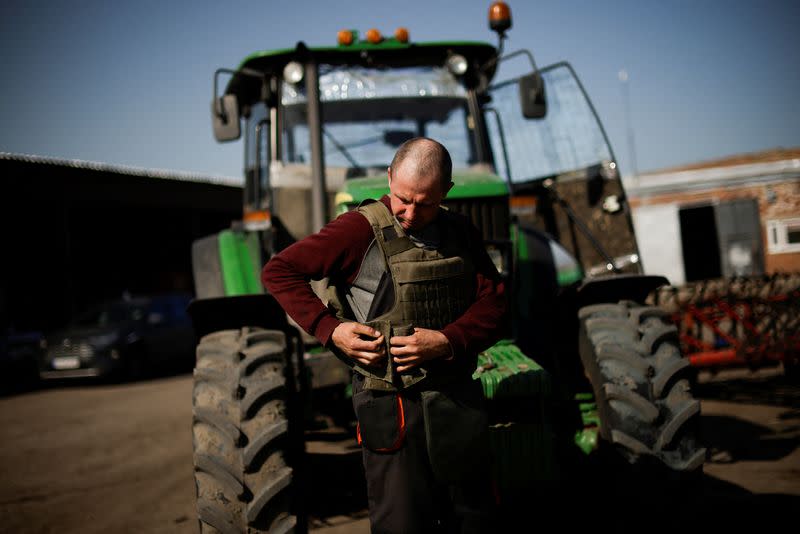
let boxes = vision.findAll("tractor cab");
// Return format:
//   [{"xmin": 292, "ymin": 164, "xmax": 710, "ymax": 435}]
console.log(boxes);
[
  {"xmin": 211, "ymin": 38, "xmax": 505, "ymax": 242},
  {"xmin": 208, "ymin": 24, "xmax": 642, "ymax": 299}
]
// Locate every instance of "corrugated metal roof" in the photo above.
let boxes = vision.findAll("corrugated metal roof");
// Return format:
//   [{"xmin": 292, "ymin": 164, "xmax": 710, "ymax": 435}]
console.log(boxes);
[
  {"xmin": 0, "ymin": 152, "xmax": 242, "ymax": 187},
  {"xmin": 645, "ymin": 147, "xmax": 800, "ymax": 174}
]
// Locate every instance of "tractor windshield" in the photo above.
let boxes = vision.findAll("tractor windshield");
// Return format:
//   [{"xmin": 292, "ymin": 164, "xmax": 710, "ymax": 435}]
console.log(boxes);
[
  {"xmin": 487, "ymin": 63, "xmax": 614, "ymax": 184},
  {"xmin": 281, "ymin": 67, "xmax": 477, "ymax": 176}
]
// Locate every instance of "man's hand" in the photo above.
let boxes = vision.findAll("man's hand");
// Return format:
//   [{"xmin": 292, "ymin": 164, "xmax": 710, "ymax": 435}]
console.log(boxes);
[
  {"xmin": 390, "ymin": 328, "xmax": 452, "ymax": 373},
  {"xmin": 331, "ymin": 322, "xmax": 386, "ymax": 367}
]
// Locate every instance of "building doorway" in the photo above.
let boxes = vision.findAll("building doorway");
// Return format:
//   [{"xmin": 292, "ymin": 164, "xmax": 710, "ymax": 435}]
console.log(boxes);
[
  {"xmin": 679, "ymin": 205, "xmax": 721, "ymax": 282},
  {"xmin": 679, "ymin": 198, "xmax": 764, "ymax": 282}
]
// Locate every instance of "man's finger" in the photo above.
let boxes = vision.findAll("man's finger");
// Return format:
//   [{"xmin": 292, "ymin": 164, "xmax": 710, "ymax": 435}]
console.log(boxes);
[
  {"xmin": 351, "ymin": 350, "xmax": 386, "ymax": 362},
  {"xmin": 350, "ymin": 336, "xmax": 384, "ymax": 352},
  {"xmin": 351, "ymin": 353, "xmax": 385, "ymax": 365},
  {"xmin": 351, "ymin": 323, "xmax": 381, "ymax": 338},
  {"xmin": 389, "ymin": 345, "xmax": 414, "ymax": 356},
  {"xmin": 392, "ymin": 354, "xmax": 418, "ymax": 364},
  {"xmin": 389, "ymin": 334, "xmax": 414, "ymax": 346}
]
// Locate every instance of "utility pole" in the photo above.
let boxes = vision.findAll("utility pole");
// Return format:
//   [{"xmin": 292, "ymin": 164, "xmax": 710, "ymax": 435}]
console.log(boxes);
[{"xmin": 618, "ymin": 69, "xmax": 639, "ymax": 186}]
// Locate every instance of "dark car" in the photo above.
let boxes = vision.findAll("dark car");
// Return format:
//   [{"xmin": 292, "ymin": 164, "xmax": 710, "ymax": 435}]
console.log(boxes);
[{"xmin": 39, "ymin": 294, "xmax": 195, "ymax": 380}]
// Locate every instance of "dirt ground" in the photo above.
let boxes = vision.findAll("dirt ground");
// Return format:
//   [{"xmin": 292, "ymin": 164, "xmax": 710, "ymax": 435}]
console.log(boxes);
[{"xmin": 0, "ymin": 368, "xmax": 797, "ymax": 533}]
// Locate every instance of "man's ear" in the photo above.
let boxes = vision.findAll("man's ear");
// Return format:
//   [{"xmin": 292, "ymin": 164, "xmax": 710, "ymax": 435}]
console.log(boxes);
[
  {"xmin": 387, "ymin": 166, "xmax": 392, "ymax": 185},
  {"xmin": 443, "ymin": 180, "xmax": 454, "ymax": 197}
]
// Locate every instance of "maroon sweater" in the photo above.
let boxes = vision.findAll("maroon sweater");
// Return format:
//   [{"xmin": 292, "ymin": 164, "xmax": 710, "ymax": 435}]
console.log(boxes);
[{"xmin": 261, "ymin": 196, "xmax": 507, "ymax": 360}]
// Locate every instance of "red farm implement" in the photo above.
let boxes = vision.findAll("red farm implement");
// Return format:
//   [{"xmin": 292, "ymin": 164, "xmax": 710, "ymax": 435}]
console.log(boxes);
[{"xmin": 650, "ymin": 274, "xmax": 800, "ymax": 374}]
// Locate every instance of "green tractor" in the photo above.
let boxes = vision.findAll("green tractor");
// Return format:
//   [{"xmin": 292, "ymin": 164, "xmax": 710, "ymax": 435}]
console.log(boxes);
[{"xmin": 189, "ymin": 6, "xmax": 706, "ymax": 533}]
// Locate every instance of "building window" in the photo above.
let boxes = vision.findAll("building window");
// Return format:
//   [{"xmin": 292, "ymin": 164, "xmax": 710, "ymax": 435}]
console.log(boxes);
[{"xmin": 767, "ymin": 218, "xmax": 800, "ymax": 254}]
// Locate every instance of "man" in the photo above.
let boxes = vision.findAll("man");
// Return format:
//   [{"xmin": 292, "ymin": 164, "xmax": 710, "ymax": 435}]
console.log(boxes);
[{"xmin": 263, "ymin": 138, "xmax": 506, "ymax": 533}]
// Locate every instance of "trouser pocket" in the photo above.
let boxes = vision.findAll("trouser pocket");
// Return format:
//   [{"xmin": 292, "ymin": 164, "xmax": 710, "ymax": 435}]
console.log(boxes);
[
  {"xmin": 353, "ymin": 386, "xmax": 406, "ymax": 452},
  {"xmin": 421, "ymin": 379, "xmax": 489, "ymax": 484}
]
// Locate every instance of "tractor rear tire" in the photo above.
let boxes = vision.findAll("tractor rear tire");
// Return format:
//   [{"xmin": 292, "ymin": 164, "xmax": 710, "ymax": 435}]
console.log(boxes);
[
  {"xmin": 192, "ymin": 327, "xmax": 297, "ymax": 534},
  {"xmin": 578, "ymin": 302, "xmax": 706, "ymax": 472}
]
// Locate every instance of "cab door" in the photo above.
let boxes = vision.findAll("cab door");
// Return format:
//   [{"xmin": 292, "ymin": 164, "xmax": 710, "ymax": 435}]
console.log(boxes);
[{"xmin": 485, "ymin": 62, "xmax": 641, "ymax": 277}]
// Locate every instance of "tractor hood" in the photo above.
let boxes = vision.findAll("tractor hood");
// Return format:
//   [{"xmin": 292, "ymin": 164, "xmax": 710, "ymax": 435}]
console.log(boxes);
[{"xmin": 334, "ymin": 169, "xmax": 508, "ymax": 213}]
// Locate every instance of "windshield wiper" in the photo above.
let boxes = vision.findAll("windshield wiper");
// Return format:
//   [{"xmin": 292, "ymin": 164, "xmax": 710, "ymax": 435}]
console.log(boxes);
[{"xmin": 321, "ymin": 128, "xmax": 363, "ymax": 170}]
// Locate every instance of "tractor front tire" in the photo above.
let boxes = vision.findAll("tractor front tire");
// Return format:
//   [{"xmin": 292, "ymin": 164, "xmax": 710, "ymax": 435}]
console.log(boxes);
[
  {"xmin": 579, "ymin": 302, "xmax": 706, "ymax": 472},
  {"xmin": 192, "ymin": 327, "xmax": 297, "ymax": 534}
]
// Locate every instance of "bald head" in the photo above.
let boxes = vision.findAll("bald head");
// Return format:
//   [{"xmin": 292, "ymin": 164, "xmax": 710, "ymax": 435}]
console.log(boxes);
[
  {"xmin": 387, "ymin": 138, "xmax": 454, "ymax": 232},
  {"xmin": 389, "ymin": 137, "xmax": 453, "ymax": 190}
]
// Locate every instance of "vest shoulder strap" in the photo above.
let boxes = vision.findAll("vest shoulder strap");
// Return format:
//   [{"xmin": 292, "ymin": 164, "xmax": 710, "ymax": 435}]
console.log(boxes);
[
  {"xmin": 357, "ymin": 200, "xmax": 415, "ymax": 257},
  {"xmin": 357, "ymin": 199, "xmax": 396, "ymax": 230}
]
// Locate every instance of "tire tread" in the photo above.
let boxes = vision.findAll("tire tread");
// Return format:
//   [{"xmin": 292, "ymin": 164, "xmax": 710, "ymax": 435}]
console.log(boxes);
[
  {"xmin": 193, "ymin": 328, "xmax": 297, "ymax": 533},
  {"xmin": 580, "ymin": 302, "xmax": 706, "ymax": 472}
]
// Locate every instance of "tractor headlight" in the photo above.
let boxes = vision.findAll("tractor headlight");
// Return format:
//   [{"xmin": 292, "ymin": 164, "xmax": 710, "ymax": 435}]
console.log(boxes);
[
  {"xmin": 283, "ymin": 61, "xmax": 304, "ymax": 84},
  {"xmin": 446, "ymin": 54, "xmax": 468, "ymax": 76}
]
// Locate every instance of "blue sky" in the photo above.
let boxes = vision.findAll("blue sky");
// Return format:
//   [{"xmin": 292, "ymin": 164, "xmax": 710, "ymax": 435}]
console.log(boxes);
[{"xmin": 1, "ymin": 0, "xmax": 798, "ymax": 179}]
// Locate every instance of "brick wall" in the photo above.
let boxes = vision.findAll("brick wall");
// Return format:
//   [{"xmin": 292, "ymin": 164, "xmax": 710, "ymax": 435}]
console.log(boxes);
[{"xmin": 629, "ymin": 177, "xmax": 800, "ymax": 274}]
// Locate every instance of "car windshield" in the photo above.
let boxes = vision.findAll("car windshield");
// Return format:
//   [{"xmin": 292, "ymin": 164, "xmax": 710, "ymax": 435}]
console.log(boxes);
[
  {"xmin": 73, "ymin": 302, "xmax": 147, "ymax": 327},
  {"xmin": 280, "ymin": 67, "xmax": 477, "ymax": 175}
]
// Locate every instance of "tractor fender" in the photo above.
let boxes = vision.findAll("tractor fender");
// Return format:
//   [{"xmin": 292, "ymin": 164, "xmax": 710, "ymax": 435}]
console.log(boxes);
[
  {"xmin": 188, "ymin": 294, "xmax": 290, "ymax": 339},
  {"xmin": 574, "ymin": 274, "xmax": 669, "ymax": 309}
]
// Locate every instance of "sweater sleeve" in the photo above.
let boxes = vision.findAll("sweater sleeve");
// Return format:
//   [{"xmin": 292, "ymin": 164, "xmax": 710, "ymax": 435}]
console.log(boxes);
[
  {"xmin": 261, "ymin": 211, "xmax": 374, "ymax": 346},
  {"xmin": 440, "ymin": 222, "xmax": 508, "ymax": 359}
]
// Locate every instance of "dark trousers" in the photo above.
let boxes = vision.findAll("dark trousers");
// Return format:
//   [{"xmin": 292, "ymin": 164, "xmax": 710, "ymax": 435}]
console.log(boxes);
[{"xmin": 353, "ymin": 375, "xmax": 493, "ymax": 534}]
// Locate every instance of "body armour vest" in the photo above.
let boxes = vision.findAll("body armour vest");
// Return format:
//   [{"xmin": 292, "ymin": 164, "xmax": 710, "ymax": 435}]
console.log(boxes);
[{"xmin": 328, "ymin": 199, "xmax": 477, "ymax": 391}]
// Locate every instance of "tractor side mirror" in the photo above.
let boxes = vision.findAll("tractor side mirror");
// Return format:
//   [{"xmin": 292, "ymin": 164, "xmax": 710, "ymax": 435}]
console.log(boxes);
[
  {"xmin": 518, "ymin": 71, "xmax": 547, "ymax": 119},
  {"xmin": 211, "ymin": 94, "xmax": 241, "ymax": 142}
]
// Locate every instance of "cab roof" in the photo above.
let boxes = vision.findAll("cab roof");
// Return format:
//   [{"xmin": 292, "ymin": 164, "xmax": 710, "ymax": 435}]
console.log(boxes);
[{"xmin": 226, "ymin": 41, "xmax": 498, "ymax": 107}]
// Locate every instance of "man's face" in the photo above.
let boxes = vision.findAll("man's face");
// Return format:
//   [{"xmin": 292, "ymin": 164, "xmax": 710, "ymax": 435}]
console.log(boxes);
[{"xmin": 388, "ymin": 162, "xmax": 452, "ymax": 232}]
